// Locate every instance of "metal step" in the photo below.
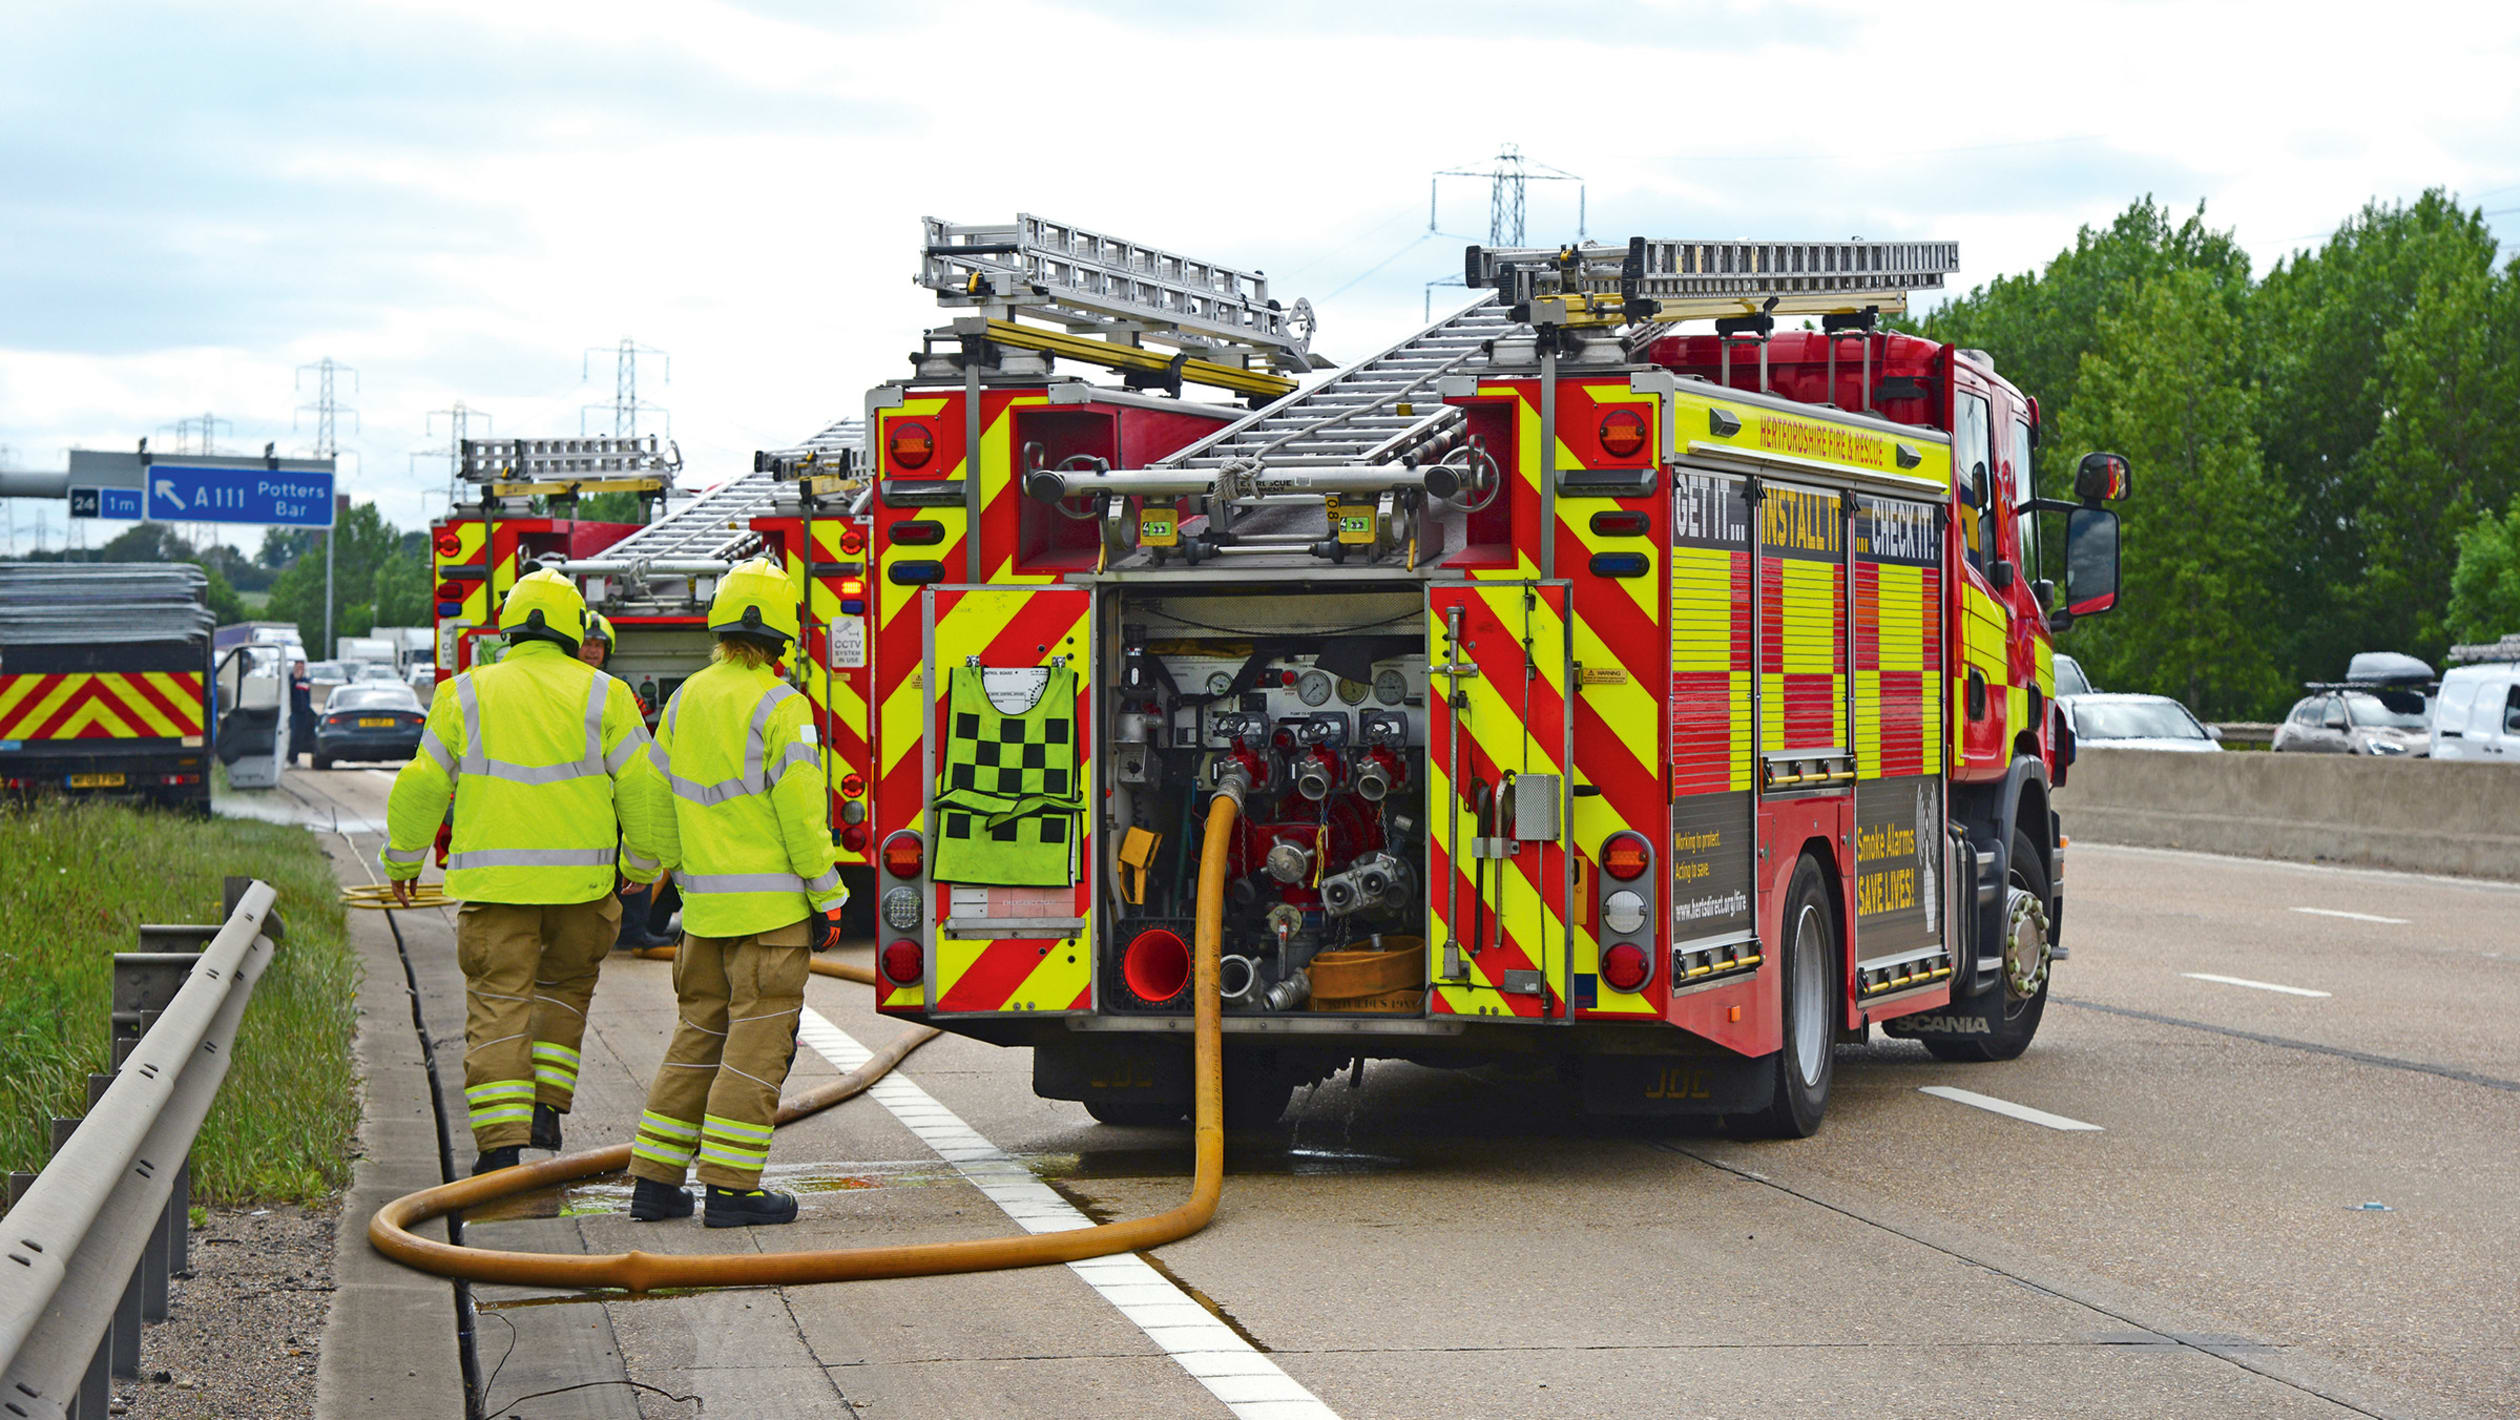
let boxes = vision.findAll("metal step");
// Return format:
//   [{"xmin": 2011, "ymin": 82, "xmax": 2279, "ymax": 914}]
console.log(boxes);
[{"xmin": 1154, "ymin": 293, "xmax": 1515, "ymax": 472}]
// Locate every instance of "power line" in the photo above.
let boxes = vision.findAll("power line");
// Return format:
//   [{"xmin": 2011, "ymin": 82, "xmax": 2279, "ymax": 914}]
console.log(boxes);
[
  {"xmin": 415, "ymin": 401, "xmax": 491, "ymax": 515},
  {"xmin": 583, "ymin": 338, "xmax": 669, "ymax": 438}
]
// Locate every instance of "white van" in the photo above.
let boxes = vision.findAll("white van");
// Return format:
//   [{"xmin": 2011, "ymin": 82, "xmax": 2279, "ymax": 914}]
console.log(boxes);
[{"xmin": 2431, "ymin": 661, "xmax": 2520, "ymax": 760}]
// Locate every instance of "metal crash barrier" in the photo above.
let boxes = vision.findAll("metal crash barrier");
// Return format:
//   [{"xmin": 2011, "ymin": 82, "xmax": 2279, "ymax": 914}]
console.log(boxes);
[{"xmin": 0, "ymin": 878, "xmax": 284, "ymax": 1420}]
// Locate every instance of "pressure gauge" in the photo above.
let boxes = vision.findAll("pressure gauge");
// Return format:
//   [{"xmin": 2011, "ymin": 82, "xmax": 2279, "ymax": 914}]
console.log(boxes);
[
  {"xmin": 1336, "ymin": 677, "xmax": 1370, "ymax": 706},
  {"xmin": 1373, "ymin": 668, "xmax": 1408, "ymax": 705},
  {"xmin": 1296, "ymin": 669, "xmax": 1334, "ymax": 707},
  {"xmin": 1206, "ymin": 671, "xmax": 1234, "ymax": 695}
]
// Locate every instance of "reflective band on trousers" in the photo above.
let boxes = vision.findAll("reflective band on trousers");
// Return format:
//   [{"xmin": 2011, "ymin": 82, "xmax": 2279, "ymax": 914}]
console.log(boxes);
[
  {"xmin": 454, "ymin": 670, "xmax": 615, "ymax": 785},
  {"xmin": 447, "ymin": 847, "xmax": 620, "ymax": 871},
  {"xmin": 655, "ymin": 683, "xmax": 806, "ymax": 807},
  {"xmin": 677, "ymin": 868, "xmax": 841, "ymax": 895}
]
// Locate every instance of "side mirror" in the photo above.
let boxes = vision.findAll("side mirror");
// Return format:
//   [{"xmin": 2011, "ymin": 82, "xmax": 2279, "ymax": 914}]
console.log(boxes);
[
  {"xmin": 2207, "ymin": 725, "xmax": 2225, "ymax": 742},
  {"xmin": 1990, "ymin": 559, "xmax": 2016, "ymax": 591},
  {"xmin": 2074, "ymin": 451, "xmax": 2131, "ymax": 503},
  {"xmin": 2031, "ymin": 577, "xmax": 2056, "ymax": 613},
  {"xmin": 2063, "ymin": 507, "xmax": 2119, "ymax": 617}
]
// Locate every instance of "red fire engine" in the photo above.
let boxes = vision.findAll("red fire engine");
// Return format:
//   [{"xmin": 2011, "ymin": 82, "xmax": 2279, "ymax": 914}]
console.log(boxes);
[
  {"xmin": 858, "ymin": 222, "xmax": 2130, "ymax": 1132},
  {"xmin": 427, "ymin": 423, "xmax": 883, "ymax": 918}
]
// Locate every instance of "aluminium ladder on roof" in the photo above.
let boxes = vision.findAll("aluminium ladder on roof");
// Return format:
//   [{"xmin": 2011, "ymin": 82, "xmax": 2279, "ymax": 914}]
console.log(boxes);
[
  {"xmin": 1153, "ymin": 293, "xmax": 1516, "ymax": 473},
  {"xmin": 596, "ymin": 470, "xmax": 781, "ymax": 566},
  {"xmin": 920, "ymin": 215, "xmax": 1322, "ymax": 374}
]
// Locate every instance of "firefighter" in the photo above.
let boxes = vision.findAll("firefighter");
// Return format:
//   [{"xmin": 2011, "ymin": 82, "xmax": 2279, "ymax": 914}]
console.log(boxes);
[
  {"xmin": 626, "ymin": 557, "xmax": 846, "ymax": 1228},
  {"xmin": 579, "ymin": 612, "xmax": 614, "ymax": 671},
  {"xmin": 379, "ymin": 570, "xmax": 670, "ymax": 1174}
]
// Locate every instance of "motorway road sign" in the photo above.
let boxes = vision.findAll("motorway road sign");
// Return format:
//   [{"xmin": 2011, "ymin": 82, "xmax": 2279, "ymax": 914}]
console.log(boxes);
[
  {"xmin": 69, "ymin": 486, "xmax": 143, "ymax": 520},
  {"xmin": 143, "ymin": 463, "xmax": 335, "ymax": 527}
]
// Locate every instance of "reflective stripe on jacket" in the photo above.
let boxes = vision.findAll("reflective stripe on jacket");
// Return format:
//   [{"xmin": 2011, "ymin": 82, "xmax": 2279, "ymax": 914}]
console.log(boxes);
[
  {"xmin": 651, "ymin": 657, "xmax": 844, "ymax": 937},
  {"xmin": 380, "ymin": 640, "xmax": 670, "ymax": 903}
]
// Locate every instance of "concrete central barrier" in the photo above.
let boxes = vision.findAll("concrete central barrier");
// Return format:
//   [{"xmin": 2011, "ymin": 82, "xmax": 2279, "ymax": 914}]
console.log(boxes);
[{"xmin": 2058, "ymin": 748, "xmax": 2520, "ymax": 880}]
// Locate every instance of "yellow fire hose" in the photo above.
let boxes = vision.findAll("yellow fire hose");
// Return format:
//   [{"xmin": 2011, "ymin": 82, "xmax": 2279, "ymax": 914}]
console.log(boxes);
[{"xmin": 366, "ymin": 787, "xmax": 1238, "ymax": 1293}]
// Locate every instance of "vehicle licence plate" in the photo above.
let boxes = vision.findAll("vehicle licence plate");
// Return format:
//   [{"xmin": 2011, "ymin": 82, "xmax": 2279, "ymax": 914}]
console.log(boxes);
[
  {"xmin": 358, "ymin": 718, "xmax": 395, "ymax": 728},
  {"xmin": 69, "ymin": 773, "xmax": 125, "ymax": 789}
]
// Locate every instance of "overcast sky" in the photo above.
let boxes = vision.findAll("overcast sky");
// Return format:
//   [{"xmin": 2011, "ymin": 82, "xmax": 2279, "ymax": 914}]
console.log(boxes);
[{"xmin": 6, "ymin": 0, "xmax": 2519, "ymax": 550}]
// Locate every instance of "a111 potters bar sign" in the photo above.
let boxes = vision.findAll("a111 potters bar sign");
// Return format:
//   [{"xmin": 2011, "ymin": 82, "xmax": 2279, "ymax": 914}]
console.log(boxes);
[{"xmin": 144, "ymin": 464, "xmax": 335, "ymax": 527}]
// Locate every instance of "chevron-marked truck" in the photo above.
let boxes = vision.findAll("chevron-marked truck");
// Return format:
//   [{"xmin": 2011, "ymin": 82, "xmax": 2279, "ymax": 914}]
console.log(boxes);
[
  {"xmin": 426, "ymin": 422, "xmax": 882, "ymax": 914},
  {"xmin": 859, "ymin": 223, "xmax": 2131, "ymax": 1132}
]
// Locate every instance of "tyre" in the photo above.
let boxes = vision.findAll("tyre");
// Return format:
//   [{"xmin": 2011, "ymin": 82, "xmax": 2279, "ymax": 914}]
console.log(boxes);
[
  {"xmin": 1921, "ymin": 826, "xmax": 2051, "ymax": 1062},
  {"xmin": 1223, "ymin": 1070, "xmax": 1295, "ymax": 1129},
  {"xmin": 1730, "ymin": 853, "xmax": 1840, "ymax": 1138},
  {"xmin": 1083, "ymin": 1099, "xmax": 1186, "ymax": 1128},
  {"xmin": 312, "ymin": 753, "xmax": 333, "ymax": 771}
]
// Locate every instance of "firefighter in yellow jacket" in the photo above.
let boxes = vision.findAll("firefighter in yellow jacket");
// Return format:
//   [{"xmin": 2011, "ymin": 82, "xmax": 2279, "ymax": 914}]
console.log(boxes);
[
  {"xmin": 625, "ymin": 558, "xmax": 846, "ymax": 1227},
  {"xmin": 379, "ymin": 570, "xmax": 670, "ymax": 1174}
]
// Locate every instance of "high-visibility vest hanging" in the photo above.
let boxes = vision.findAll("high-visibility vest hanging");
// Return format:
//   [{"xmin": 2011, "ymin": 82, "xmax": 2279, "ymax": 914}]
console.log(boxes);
[
  {"xmin": 931, "ymin": 665, "xmax": 1081, "ymax": 887},
  {"xmin": 651, "ymin": 658, "xmax": 846, "ymax": 937},
  {"xmin": 380, "ymin": 640, "xmax": 669, "ymax": 903}
]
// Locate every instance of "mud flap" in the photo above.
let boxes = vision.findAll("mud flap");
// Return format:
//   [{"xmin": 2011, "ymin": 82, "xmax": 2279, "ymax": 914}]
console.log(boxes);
[
  {"xmin": 1581, "ymin": 1053, "xmax": 1773, "ymax": 1117},
  {"xmin": 1034, "ymin": 1036, "xmax": 1191, "ymax": 1107}
]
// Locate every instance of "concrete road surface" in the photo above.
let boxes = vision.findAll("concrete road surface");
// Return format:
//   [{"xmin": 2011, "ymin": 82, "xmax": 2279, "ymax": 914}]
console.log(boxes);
[{"xmin": 279, "ymin": 766, "xmax": 2520, "ymax": 1419}]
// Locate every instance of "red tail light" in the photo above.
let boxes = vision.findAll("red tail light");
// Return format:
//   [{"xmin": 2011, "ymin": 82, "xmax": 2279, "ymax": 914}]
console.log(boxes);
[
  {"xmin": 1601, "ymin": 941, "xmax": 1651, "ymax": 993},
  {"xmin": 1601, "ymin": 832, "xmax": 1651, "ymax": 881},
  {"xmin": 1121, "ymin": 928, "xmax": 1191, "ymax": 1006},
  {"xmin": 889, "ymin": 421, "xmax": 935, "ymax": 469},
  {"xmin": 435, "ymin": 580, "xmax": 464, "ymax": 601},
  {"xmin": 1598, "ymin": 407, "xmax": 1649, "ymax": 458},
  {"xmin": 840, "ymin": 773, "xmax": 866, "ymax": 798},
  {"xmin": 840, "ymin": 823, "xmax": 869, "ymax": 851},
  {"xmin": 880, "ymin": 940, "xmax": 924, "ymax": 986},
  {"xmin": 434, "ymin": 532, "xmax": 461, "ymax": 558},
  {"xmin": 881, "ymin": 831, "xmax": 924, "ymax": 880},
  {"xmin": 839, "ymin": 530, "xmax": 864, "ymax": 554}
]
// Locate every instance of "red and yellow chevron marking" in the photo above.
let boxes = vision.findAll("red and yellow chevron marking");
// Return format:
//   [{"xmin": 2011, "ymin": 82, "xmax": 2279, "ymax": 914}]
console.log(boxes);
[
  {"xmin": 918, "ymin": 585, "xmax": 1093, "ymax": 1015},
  {"xmin": 778, "ymin": 516, "xmax": 875, "ymax": 865},
  {"xmin": 0, "ymin": 672, "xmax": 205, "ymax": 740},
  {"xmin": 431, "ymin": 518, "xmax": 522, "ymax": 671},
  {"xmin": 1426, "ymin": 583, "xmax": 1570, "ymax": 1019}
]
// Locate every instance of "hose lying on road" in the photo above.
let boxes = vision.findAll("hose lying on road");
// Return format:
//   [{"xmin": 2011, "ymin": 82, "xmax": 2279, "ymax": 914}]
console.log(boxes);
[
  {"xmin": 342, "ymin": 882, "xmax": 453, "ymax": 910},
  {"xmin": 367, "ymin": 785, "xmax": 1240, "ymax": 1294}
]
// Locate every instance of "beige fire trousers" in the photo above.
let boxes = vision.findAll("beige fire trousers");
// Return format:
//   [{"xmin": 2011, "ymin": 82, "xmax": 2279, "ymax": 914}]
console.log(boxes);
[
  {"xmin": 455, "ymin": 897, "xmax": 619, "ymax": 1151},
  {"xmin": 626, "ymin": 920, "xmax": 810, "ymax": 1190}
]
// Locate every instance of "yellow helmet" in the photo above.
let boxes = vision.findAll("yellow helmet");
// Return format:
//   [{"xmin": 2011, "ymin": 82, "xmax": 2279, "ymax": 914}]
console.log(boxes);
[
  {"xmin": 707, "ymin": 557, "xmax": 799, "ymax": 647},
  {"xmin": 499, "ymin": 568, "xmax": 588, "ymax": 652},
  {"xmin": 584, "ymin": 611, "xmax": 615, "ymax": 649}
]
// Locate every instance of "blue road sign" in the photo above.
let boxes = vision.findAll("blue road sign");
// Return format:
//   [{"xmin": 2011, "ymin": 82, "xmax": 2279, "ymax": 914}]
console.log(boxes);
[
  {"xmin": 143, "ymin": 464, "xmax": 335, "ymax": 528},
  {"xmin": 67, "ymin": 487, "xmax": 139, "ymax": 519}
]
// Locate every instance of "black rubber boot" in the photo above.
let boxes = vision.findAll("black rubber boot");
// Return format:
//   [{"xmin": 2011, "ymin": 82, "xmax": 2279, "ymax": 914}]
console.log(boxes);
[
  {"xmin": 530, "ymin": 1103, "xmax": 563, "ymax": 1152},
  {"xmin": 704, "ymin": 1186, "xmax": 799, "ymax": 1228},
  {"xmin": 471, "ymin": 1145, "xmax": 522, "ymax": 1176},
  {"xmin": 629, "ymin": 1178, "xmax": 695, "ymax": 1222}
]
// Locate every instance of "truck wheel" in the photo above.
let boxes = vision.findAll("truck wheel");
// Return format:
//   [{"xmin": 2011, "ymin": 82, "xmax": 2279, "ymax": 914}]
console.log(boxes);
[
  {"xmin": 1731, "ymin": 853, "xmax": 1839, "ymax": 1138},
  {"xmin": 1922, "ymin": 826, "xmax": 2051, "ymax": 1063},
  {"xmin": 1084, "ymin": 1099, "xmax": 1186, "ymax": 1127}
]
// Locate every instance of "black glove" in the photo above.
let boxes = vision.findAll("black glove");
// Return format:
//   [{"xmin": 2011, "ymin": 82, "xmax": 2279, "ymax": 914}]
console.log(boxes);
[{"xmin": 809, "ymin": 906, "xmax": 844, "ymax": 953}]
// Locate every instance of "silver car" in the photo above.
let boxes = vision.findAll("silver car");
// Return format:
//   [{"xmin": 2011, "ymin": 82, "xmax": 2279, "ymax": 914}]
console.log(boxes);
[
  {"xmin": 2271, "ymin": 688, "xmax": 2430, "ymax": 757},
  {"xmin": 2064, "ymin": 693, "xmax": 2223, "ymax": 752}
]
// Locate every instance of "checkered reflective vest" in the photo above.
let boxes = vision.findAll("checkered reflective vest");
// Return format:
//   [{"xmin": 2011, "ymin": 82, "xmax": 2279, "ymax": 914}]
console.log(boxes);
[{"xmin": 931, "ymin": 665, "xmax": 1081, "ymax": 886}]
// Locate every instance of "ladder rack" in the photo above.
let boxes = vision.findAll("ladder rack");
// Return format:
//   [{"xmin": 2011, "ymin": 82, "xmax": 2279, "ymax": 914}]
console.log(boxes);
[
  {"xmin": 921, "ymin": 215, "xmax": 1324, "ymax": 376},
  {"xmin": 1155, "ymin": 293, "xmax": 1516, "ymax": 472}
]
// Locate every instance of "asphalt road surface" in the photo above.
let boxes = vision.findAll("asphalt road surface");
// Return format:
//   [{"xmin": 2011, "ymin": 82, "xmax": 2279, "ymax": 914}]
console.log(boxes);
[{"xmin": 271, "ymin": 766, "xmax": 2520, "ymax": 1419}]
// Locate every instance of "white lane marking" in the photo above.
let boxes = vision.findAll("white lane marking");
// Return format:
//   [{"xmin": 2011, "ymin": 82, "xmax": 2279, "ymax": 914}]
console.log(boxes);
[
  {"xmin": 2290, "ymin": 906, "xmax": 2409, "ymax": 925},
  {"xmin": 2181, "ymin": 971, "xmax": 2332, "ymax": 998},
  {"xmin": 1918, "ymin": 1085, "xmax": 2103, "ymax": 1132},
  {"xmin": 796, "ymin": 1008, "xmax": 1340, "ymax": 1420}
]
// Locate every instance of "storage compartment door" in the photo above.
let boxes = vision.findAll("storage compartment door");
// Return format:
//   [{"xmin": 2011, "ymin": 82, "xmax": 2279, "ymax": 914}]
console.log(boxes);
[{"xmin": 1426, "ymin": 581, "xmax": 1573, "ymax": 1019}]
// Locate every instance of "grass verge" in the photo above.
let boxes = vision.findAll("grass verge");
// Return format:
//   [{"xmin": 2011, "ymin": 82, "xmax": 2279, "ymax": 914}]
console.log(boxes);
[{"xmin": 0, "ymin": 800, "xmax": 359, "ymax": 1203}]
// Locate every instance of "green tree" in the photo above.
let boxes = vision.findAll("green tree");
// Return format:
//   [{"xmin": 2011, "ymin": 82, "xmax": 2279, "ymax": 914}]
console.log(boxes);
[
  {"xmin": 258, "ymin": 527, "xmax": 314, "ymax": 569},
  {"xmin": 574, "ymin": 490, "xmax": 646, "ymax": 524},
  {"xmin": 188, "ymin": 559, "xmax": 248, "ymax": 624},
  {"xmin": 263, "ymin": 503, "xmax": 403, "ymax": 653},
  {"xmin": 99, "ymin": 522, "xmax": 195, "ymax": 562},
  {"xmin": 371, "ymin": 548, "xmax": 432, "ymax": 628},
  {"xmin": 2251, "ymin": 190, "xmax": 2504, "ymax": 674},
  {"xmin": 2058, "ymin": 268, "xmax": 2294, "ymax": 718},
  {"xmin": 2448, "ymin": 495, "xmax": 2520, "ymax": 645},
  {"xmin": 1925, "ymin": 196, "xmax": 2250, "ymax": 482}
]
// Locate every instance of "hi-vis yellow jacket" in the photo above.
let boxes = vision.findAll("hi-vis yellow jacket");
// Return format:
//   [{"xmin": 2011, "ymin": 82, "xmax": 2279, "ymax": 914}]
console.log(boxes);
[
  {"xmin": 380, "ymin": 640, "xmax": 670, "ymax": 903},
  {"xmin": 648, "ymin": 657, "xmax": 845, "ymax": 937}
]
